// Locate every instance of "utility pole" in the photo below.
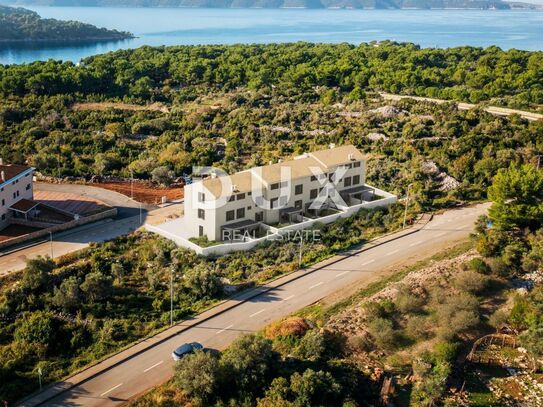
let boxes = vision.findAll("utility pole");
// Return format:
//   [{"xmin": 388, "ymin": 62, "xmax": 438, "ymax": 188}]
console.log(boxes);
[
  {"xmin": 139, "ymin": 202, "xmax": 143, "ymax": 225},
  {"xmin": 299, "ymin": 230, "xmax": 303, "ymax": 268},
  {"xmin": 131, "ymin": 169, "xmax": 134, "ymax": 200},
  {"xmin": 38, "ymin": 367, "xmax": 42, "ymax": 391},
  {"xmin": 170, "ymin": 265, "xmax": 174, "ymax": 326},
  {"xmin": 49, "ymin": 232, "xmax": 53, "ymax": 258},
  {"xmin": 403, "ymin": 184, "xmax": 413, "ymax": 229}
]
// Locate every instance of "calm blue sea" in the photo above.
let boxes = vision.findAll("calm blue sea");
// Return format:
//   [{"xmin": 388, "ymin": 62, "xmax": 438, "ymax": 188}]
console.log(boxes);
[{"xmin": 1, "ymin": 7, "xmax": 542, "ymax": 64}]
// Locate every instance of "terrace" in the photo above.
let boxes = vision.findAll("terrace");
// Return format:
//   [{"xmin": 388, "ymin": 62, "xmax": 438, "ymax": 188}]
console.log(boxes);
[{"xmin": 146, "ymin": 184, "xmax": 397, "ymax": 256}]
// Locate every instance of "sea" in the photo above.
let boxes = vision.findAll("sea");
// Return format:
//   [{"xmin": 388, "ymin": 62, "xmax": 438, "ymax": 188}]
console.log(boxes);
[{"xmin": 0, "ymin": 7, "xmax": 542, "ymax": 64}]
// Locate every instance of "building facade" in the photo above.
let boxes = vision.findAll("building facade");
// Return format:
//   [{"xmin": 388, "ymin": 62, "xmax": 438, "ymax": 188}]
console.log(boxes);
[
  {"xmin": 0, "ymin": 162, "xmax": 34, "ymax": 230},
  {"xmin": 184, "ymin": 145, "xmax": 374, "ymax": 242}
]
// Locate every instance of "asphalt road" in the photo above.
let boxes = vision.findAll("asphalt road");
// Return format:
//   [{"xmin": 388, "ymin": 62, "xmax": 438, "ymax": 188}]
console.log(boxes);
[{"xmin": 32, "ymin": 203, "xmax": 487, "ymax": 407}]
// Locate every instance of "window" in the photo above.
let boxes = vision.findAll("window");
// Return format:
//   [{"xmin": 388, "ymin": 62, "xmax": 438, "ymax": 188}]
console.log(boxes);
[
  {"xmin": 226, "ymin": 210, "xmax": 235, "ymax": 221},
  {"xmin": 237, "ymin": 193, "xmax": 245, "ymax": 200},
  {"xmin": 328, "ymin": 173, "xmax": 334, "ymax": 182},
  {"xmin": 236, "ymin": 208, "xmax": 245, "ymax": 219},
  {"xmin": 198, "ymin": 192, "xmax": 205, "ymax": 202},
  {"xmin": 247, "ymin": 206, "xmax": 252, "ymax": 210},
  {"xmin": 310, "ymin": 175, "xmax": 317, "ymax": 182},
  {"xmin": 295, "ymin": 184, "xmax": 303, "ymax": 195},
  {"xmin": 270, "ymin": 197, "xmax": 279, "ymax": 209},
  {"xmin": 255, "ymin": 212, "xmax": 263, "ymax": 222},
  {"xmin": 13, "ymin": 192, "xmax": 16, "ymax": 199},
  {"xmin": 1, "ymin": 214, "xmax": 5, "ymax": 221},
  {"xmin": 1, "ymin": 199, "xmax": 4, "ymax": 206},
  {"xmin": 26, "ymin": 184, "xmax": 31, "ymax": 191},
  {"xmin": 270, "ymin": 183, "xmax": 279, "ymax": 190},
  {"xmin": 353, "ymin": 175, "xmax": 360, "ymax": 185},
  {"xmin": 248, "ymin": 192, "xmax": 252, "ymax": 196},
  {"xmin": 199, "ymin": 225, "xmax": 204, "ymax": 237},
  {"xmin": 344, "ymin": 176, "xmax": 352, "ymax": 187},
  {"xmin": 16, "ymin": 191, "xmax": 19, "ymax": 197},
  {"xmin": 197, "ymin": 209, "xmax": 205, "ymax": 220},
  {"xmin": 310, "ymin": 189, "xmax": 318, "ymax": 199},
  {"xmin": 295, "ymin": 200, "xmax": 303, "ymax": 209},
  {"xmin": 353, "ymin": 161, "xmax": 361, "ymax": 168},
  {"xmin": 228, "ymin": 196, "xmax": 235, "ymax": 202}
]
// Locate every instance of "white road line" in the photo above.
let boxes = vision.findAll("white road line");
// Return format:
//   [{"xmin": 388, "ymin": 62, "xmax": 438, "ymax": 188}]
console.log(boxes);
[
  {"xmin": 335, "ymin": 270, "xmax": 351, "ymax": 277},
  {"xmin": 143, "ymin": 360, "xmax": 163, "ymax": 373},
  {"xmin": 409, "ymin": 240, "xmax": 423, "ymax": 247},
  {"xmin": 386, "ymin": 249, "xmax": 400, "ymax": 256},
  {"xmin": 282, "ymin": 295, "xmax": 294, "ymax": 302},
  {"xmin": 309, "ymin": 282, "xmax": 323, "ymax": 290},
  {"xmin": 216, "ymin": 324, "xmax": 233, "ymax": 334},
  {"xmin": 361, "ymin": 259, "xmax": 375, "ymax": 266},
  {"xmin": 100, "ymin": 383, "xmax": 123, "ymax": 397},
  {"xmin": 250, "ymin": 309, "xmax": 265, "ymax": 318}
]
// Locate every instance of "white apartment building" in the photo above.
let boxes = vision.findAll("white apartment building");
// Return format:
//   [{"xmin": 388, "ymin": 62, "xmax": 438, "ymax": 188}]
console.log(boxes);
[
  {"xmin": 0, "ymin": 161, "xmax": 34, "ymax": 230},
  {"xmin": 184, "ymin": 145, "xmax": 377, "ymax": 242}
]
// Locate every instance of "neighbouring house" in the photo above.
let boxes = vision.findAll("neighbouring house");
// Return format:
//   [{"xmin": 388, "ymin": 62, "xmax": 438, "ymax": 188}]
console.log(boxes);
[{"xmin": 0, "ymin": 161, "xmax": 34, "ymax": 231}]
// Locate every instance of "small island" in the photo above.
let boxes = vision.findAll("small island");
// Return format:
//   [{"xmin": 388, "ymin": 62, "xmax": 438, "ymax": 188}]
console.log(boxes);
[{"xmin": 0, "ymin": 5, "xmax": 134, "ymax": 42}]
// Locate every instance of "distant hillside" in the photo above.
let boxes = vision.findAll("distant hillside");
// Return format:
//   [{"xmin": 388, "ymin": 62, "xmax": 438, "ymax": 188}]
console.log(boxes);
[
  {"xmin": 0, "ymin": 0, "xmax": 517, "ymax": 8},
  {"xmin": 0, "ymin": 5, "xmax": 133, "ymax": 41}
]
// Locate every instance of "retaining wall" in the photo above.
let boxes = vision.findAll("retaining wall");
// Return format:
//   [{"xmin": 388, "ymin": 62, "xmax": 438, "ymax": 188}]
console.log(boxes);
[{"xmin": 0, "ymin": 208, "xmax": 118, "ymax": 251}]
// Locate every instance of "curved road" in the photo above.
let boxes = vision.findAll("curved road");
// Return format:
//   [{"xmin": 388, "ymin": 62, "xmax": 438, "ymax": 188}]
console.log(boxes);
[{"xmin": 22, "ymin": 203, "xmax": 488, "ymax": 407}]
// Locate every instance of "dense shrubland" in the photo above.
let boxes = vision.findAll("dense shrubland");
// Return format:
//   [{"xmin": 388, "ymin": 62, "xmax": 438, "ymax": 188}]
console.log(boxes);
[{"xmin": 0, "ymin": 43, "xmax": 542, "ymax": 201}]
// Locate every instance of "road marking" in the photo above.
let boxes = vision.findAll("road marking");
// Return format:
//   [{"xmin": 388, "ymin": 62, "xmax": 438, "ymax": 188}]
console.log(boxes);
[
  {"xmin": 409, "ymin": 240, "xmax": 423, "ymax": 247},
  {"xmin": 250, "ymin": 309, "xmax": 265, "ymax": 318},
  {"xmin": 386, "ymin": 249, "xmax": 400, "ymax": 256},
  {"xmin": 143, "ymin": 360, "xmax": 163, "ymax": 373},
  {"xmin": 100, "ymin": 383, "xmax": 123, "ymax": 397},
  {"xmin": 216, "ymin": 324, "xmax": 233, "ymax": 334},
  {"xmin": 309, "ymin": 282, "xmax": 323, "ymax": 290},
  {"xmin": 335, "ymin": 270, "xmax": 351, "ymax": 277},
  {"xmin": 282, "ymin": 295, "xmax": 294, "ymax": 302},
  {"xmin": 361, "ymin": 259, "xmax": 375, "ymax": 266}
]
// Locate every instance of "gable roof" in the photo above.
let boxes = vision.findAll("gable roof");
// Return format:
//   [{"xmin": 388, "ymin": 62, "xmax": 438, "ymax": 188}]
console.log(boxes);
[{"xmin": 199, "ymin": 145, "xmax": 365, "ymax": 199}]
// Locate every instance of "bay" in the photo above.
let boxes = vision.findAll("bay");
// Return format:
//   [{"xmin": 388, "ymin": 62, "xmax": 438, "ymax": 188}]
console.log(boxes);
[{"xmin": 1, "ymin": 7, "xmax": 542, "ymax": 64}]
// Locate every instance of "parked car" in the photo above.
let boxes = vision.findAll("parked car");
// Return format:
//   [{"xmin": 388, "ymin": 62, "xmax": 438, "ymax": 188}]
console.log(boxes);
[{"xmin": 171, "ymin": 342, "xmax": 203, "ymax": 361}]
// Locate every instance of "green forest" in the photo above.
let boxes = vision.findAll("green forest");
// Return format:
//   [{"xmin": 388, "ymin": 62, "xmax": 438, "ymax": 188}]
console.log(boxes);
[{"xmin": 0, "ymin": 5, "xmax": 132, "ymax": 42}]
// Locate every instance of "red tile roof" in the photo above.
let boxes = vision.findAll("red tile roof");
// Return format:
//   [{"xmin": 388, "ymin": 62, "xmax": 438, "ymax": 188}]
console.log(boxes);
[{"xmin": 0, "ymin": 164, "xmax": 32, "ymax": 182}]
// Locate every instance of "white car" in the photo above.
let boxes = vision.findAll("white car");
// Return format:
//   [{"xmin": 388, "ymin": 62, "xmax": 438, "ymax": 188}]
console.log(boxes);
[{"xmin": 171, "ymin": 342, "xmax": 203, "ymax": 361}]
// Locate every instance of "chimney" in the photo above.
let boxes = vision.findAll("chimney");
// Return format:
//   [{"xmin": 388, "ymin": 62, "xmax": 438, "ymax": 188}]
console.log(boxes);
[
  {"xmin": 1, "ymin": 171, "xmax": 5, "ymax": 182},
  {"xmin": 329, "ymin": 143, "xmax": 336, "ymax": 149},
  {"xmin": 231, "ymin": 184, "xmax": 238, "ymax": 192},
  {"xmin": 0, "ymin": 157, "xmax": 3, "ymax": 165},
  {"xmin": 348, "ymin": 153, "xmax": 354, "ymax": 161}
]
